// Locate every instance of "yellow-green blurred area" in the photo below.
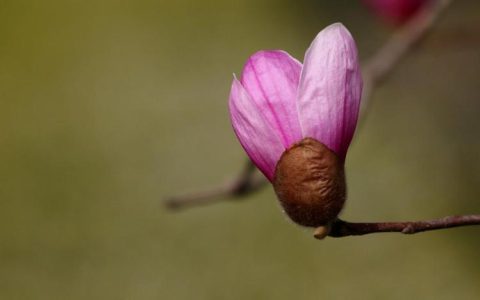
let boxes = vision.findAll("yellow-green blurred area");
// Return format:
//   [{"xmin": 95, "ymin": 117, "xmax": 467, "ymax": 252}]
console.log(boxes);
[{"xmin": 1, "ymin": 0, "xmax": 479, "ymax": 299}]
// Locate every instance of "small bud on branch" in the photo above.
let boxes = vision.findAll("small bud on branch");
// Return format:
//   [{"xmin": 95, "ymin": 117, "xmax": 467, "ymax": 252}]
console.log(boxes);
[{"xmin": 229, "ymin": 24, "xmax": 360, "ymax": 227}]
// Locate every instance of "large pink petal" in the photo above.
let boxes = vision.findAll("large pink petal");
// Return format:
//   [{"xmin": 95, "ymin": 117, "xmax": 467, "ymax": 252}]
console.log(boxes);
[
  {"xmin": 297, "ymin": 23, "xmax": 362, "ymax": 160},
  {"xmin": 229, "ymin": 78, "xmax": 285, "ymax": 181},
  {"xmin": 240, "ymin": 50, "xmax": 302, "ymax": 148}
]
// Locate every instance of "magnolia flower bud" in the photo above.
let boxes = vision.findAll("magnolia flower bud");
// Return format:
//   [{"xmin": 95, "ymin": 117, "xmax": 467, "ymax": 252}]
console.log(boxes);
[
  {"xmin": 228, "ymin": 24, "xmax": 362, "ymax": 235},
  {"xmin": 273, "ymin": 138, "xmax": 346, "ymax": 227}
]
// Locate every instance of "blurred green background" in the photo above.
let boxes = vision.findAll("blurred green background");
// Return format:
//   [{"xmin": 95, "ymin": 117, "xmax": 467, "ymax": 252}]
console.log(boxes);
[{"xmin": 1, "ymin": 0, "xmax": 479, "ymax": 299}]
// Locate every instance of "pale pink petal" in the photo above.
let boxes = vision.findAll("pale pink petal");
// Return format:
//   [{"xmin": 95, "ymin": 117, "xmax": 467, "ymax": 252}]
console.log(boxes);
[
  {"xmin": 240, "ymin": 50, "xmax": 302, "ymax": 148},
  {"xmin": 297, "ymin": 23, "xmax": 362, "ymax": 160},
  {"xmin": 229, "ymin": 78, "xmax": 284, "ymax": 181}
]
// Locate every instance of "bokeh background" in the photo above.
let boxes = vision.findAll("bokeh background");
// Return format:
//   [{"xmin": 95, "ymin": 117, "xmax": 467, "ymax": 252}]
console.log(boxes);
[{"xmin": 1, "ymin": 0, "xmax": 479, "ymax": 299}]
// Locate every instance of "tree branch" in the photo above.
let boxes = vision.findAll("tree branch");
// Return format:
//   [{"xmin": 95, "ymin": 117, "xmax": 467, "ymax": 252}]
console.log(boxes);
[
  {"xmin": 320, "ymin": 214, "xmax": 480, "ymax": 239},
  {"xmin": 360, "ymin": 0, "xmax": 453, "ymax": 121},
  {"xmin": 164, "ymin": 160, "xmax": 267, "ymax": 210},
  {"xmin": 164, "ymin": 0, "xmax": 454, "ymax": 210}
]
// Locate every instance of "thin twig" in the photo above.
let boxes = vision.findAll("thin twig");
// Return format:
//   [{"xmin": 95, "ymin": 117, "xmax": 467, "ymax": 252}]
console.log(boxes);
[
  {"xmin": 164, "ymin": 160, "xmax": 267, "ymax": 210},
  {"xmin": 165, "ymin": 0, "xmax": 453, "ymax": 210},
  {"xmin": 324, "ymin": 214, "xmax": 480, "ymax": 238},
  {"xmin": 360, "ymin": 0, "xmax": 453, "ymax": 121}
]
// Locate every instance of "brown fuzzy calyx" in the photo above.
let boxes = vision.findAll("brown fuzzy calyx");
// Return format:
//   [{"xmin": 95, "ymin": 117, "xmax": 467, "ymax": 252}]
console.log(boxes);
[{"xmin": 273, "ymin": 138, "xmax": 346, "ymax": 227}]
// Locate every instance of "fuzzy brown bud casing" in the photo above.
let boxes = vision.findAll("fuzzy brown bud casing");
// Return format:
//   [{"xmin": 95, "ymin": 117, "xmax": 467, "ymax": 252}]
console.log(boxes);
[{"xmin": 273, "ymin": 138, "xmax": 346, "ymax": 227}]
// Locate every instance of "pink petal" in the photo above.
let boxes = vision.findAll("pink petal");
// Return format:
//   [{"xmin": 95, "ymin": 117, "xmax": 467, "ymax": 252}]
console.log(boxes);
[
  {"xmin": 229, "ymin": 78, "xmax": 285, "ymax": 181},
  {"xmin": 240, "ymin": 50, "xmax": 303, "ymax": 148},
  {"xmin": 297, "ymin": 23, "xmax": 362, "ymax": 160}
]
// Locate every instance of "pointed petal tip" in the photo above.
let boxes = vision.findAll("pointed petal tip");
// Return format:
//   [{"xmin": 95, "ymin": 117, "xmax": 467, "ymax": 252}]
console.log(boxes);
[
  {"xmin": 229, "ymin": 77, "xmax": 240, "ymax": 98},
  {"xmin": 241, "ymin": 50, "xmax": 302, "ymax": 82},
  {"xmin": 315, "ymin": 22, "xmax": 354, "ymax": 42},
  {"xmin": 324, "ymin": 22, "xmax": 346, "ymax": 30}
]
